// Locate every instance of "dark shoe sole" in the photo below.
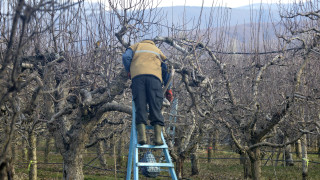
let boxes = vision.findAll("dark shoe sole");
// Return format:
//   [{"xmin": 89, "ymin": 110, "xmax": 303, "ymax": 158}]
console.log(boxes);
[{"xmin": 154, "ymin": 142, "xmax": 163, "ymax": 146}]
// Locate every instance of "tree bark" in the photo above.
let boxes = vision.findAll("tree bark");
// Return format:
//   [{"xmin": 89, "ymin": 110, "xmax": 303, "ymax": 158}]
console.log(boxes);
[
  {"xmin": 190, "ymin": 141, "xmax": 200, "ymax": 176},
  {"xmin": 97, "ymin": 141, "xmax": 107, "ymax": 169},
  {"xmin": 284, "ymin": 136, "xmax": 294, "ymax": 166},
  {"xmin": 44, "ymin": 135, "xmax": 50, "ymax": 163},
  {"xmin": 213, "ymin": 129, "xmax": 219, "ymax": 151},
  {"xmin": 0, "ymin": 160, "xmax": 14, "ymax": 180},
  {"xmin": 11, "ymin": 133, "xmax": 17, "ymax": 163},
  {"xmin": 207, "ymin": 146, "xmax": 213, "ymax": 163},
  {"xmin": 301, "ymin": 134, "xmax": 308, "ymax": 180},
  {"xmin": 54, "ymin": 138, "xmax": 59, "ymax": 154},
  {"xmin": 240, "ymin": 151, "xmax": 251, "ymax": 180},
  {"xmin": 208, "ymin": 129, "xmax": 219, "ymax": 163},
  {"xmin": 113, "ymin": 137, "xmax": 117, "ymax": 179},
  {"xmin": 54, "ymin": 122, "xmax": 88, "ymax": 180},
  {"xmin": 250, "ymin": 148, "xmax": 261, "ymax": 180},
  {"xmin": 0, "ymin": 115, "xmax": 15, "ymax": 180},
  {"xmin": 109, "ymin": 139, "xmax": 114, "ymax": 156},
  {"xmin": 28, "ymin": 131, "xmax": 37, "ymax": 180},
  {"xmin": 295, "ymin": 139, "xmax": 302, "ymax": 158},
  {"xmin": 190, "ymin": 149, "xmax": 199, "ymax": 175},
  {"xmin": 175, "ymin": 155, "xmax": 185, "ymax": 179},
  {"xmin": 274, "ymin": 148, "xmax": 281, "ymax": 167},
  {"xmin": 117, "ymin": 135, "xmax": 124, "ymax": 168},
  {"xmin": 207, "ymin": 132, "xmax": 214, "ymax": 163},
  {"xmin": 62, "ymin": 151, "xmax": 84, "ymax": 180},
  {"xmin": 317, "ymin": 136, "xmax": 320, "ymax": 158},
  {"xmin": 21, "ymin": 138, "xmax": 27, "ymax": 160}
]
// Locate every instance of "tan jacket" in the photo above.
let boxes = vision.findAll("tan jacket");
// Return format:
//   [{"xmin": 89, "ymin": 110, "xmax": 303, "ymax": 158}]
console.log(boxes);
[{"xmin": 129, "ymin": 40, "xmax": 167, "ymax": 82}]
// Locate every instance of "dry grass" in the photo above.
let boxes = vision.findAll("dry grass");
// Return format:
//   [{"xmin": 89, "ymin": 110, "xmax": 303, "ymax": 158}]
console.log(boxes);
[{"xmin": 13, "ymin": 146, "xmax": 320, "ymax": 180}]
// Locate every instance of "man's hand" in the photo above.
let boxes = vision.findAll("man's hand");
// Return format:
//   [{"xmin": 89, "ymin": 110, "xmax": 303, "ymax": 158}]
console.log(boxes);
[{"xmin": 165, "ymin": 89, "xmax": 173, "ymax": 102}]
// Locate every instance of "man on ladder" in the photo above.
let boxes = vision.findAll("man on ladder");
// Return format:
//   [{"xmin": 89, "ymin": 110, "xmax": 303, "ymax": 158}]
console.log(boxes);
[{"xmin": 122, "ymin": 39, "xmax": 173, "ymax": 146}]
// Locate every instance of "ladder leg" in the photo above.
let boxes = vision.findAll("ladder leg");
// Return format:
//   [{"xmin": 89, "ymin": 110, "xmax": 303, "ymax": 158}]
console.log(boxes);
[
  {"xmin": 126, "ymin": 127, "xmax": 133, "ymax": 179},
  {"xmin": 161, "ymin": 132, "xmax": 178, "ymax": 180},
  {"xmin": 133, "ymin": 146, "xmax": 139, "ymax": 180},
  {"xmin": 127, "ymin": 100, "xmax": 138, "ymax": 180}
]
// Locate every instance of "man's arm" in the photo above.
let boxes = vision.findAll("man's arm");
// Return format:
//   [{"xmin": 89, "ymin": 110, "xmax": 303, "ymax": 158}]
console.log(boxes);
[
  {"xmin": 122, "ymin": 48, "xmax": 133, "ymax": 73},
  {"xmin": 162, "ymin": 60, "xmax": 174, "ymax": 102},
  {"xmin": 161, "ymin": 60, "xmax": 171, "ymax": 88}
]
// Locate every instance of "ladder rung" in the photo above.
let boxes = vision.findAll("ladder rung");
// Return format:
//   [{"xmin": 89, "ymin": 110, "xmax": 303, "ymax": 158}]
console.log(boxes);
[
  {"xmin": 137, "ymin": 144, "xmax": 168, "ymax": 149},
  {"xmin": 160, "ymin": 168, "xmax": 169, "ymax": 172},
  {"xmin": 137, "ymin": 162, "xmax": 174, "ymax": 167},
  {"xmin": 127, "ymin": 100, "xmax": 178, "ymax": 180}
]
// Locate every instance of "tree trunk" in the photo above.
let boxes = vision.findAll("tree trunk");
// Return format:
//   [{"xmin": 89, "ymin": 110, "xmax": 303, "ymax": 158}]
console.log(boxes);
[
  {"xmin": 317, "ymin": 136, "xmax": 320, "ymax": 158},
  {"xmin": 250, "ymin": 148, "xmax": 261, "ymax": 180},
  {"xmin": 190, "ymin": 153, "xmax": 199, "ymax": 175},
  {"xmin": 274, "ymin": 148, "xmax": 281, "ymax": 167},
  {"xmin": 213, "ymin": 129, "xmax": 219, "ymax": 151},
  {"xmin": 56, "ymin": 125, "xmax": 87, "ymax": 180},
  {"xmin": 301, "ymin": 134, "xmax": 308, "ymax": 180},
  {"xmin": 190, "ymin": 143, "xmax": 199, "ymax": 175},
  {"xmin": 28, "ymin": 131, "xmax": 37, "ymax": 180},
  {"xmin": 62, "ymin": 151, "xmax": 84, "ymax": 180},
  {"xmin": 21, "ymin": 138, "xmax": 27, "ymax": 160},
  {"xmin": 240, "ymin": 151, "xmax": 251, "ymax": 180},
  {"xmin": 0, "ymin": 117, "xmax": 15, "ymax": 180},
  {"xmin": 175, "ymin": 155, "xmax": 185, "ymax": 179},
  {"xmin": 51, "ymin": 117, "xmax": 87, "ymax": 180},
  {"xmin": 44, "ymin": 135, "xmax": 50, "ymax": 163},
  {"xmin": 43, "ymin": 88, "xmax": 54, "ymax": 163},
  {"xmin": 208, "ymin": 129, "xmax": 219, "ymax": 163},
  {"xmin": 117, "ymin": 135, "xmax": 124, "ymax": 168},
  {"xmin": 113, "ymin": 137, "xmax": 117, "ymax": 179},
  {"xmin": 97, "ymin": 141, "xmax": 107, "ymax": 169},
  {"xmin": 109, "ymin": 139, "xmax": 114, "ymax": 156},
  {"xmin": 207, "ymin": 132, "xmax": 214, "ymax": 163},
  {"xmin": 54, "ymin": 138, "xmax": 59, "ymax": 154},
  {"xmin": 207, "ymin": 146, "xmax": 213, "ymax": 163},
  {"xmin": 284, "ymin": 136, "xmax": 294, "ymax": 166},
  {"xmin": 11, "ymin": 133, "xmax": 17, "ymax": 163},
  {"xmin": 0, "ymin": 159, "xmax": 14, "ymax": 180},
  {"xmin": 295, "ymin": 139, "xmax": 302, "ymax": 158}
]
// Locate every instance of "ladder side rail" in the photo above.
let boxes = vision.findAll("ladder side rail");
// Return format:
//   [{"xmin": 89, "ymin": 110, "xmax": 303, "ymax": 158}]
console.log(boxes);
[
  {"xmin": 126, "ymin": 121, "xmax": 134, "ymax": 179},
  {"xmin": 134, "ymin": 145, "xmax": 139, "ymax": 180},
  {"xmin": 132, "ymin": 101, "xmax": 140, "ymax": 180},
  {"xmin": 161, "ymin": 132, "xmax": 178, "ymax": 180},
  {"xmin": 126, "ymin": 100, "xmax": 136, "ymax": 180}
]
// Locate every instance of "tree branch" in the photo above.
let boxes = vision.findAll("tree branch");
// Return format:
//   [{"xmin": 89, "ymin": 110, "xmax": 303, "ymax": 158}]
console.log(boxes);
[{"xmin": 249, "ymin": 132, "xmax": 306, "ymax": 150}]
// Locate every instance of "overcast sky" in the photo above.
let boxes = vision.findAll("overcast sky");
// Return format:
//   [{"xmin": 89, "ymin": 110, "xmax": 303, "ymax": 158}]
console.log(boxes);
[
  {"xmin": 156, "ymin": 0, "xmax": 305, "ymax": 8},
  {"xmin": 87, "ymin": 0, "xmax": 306, "ymax": 8}
]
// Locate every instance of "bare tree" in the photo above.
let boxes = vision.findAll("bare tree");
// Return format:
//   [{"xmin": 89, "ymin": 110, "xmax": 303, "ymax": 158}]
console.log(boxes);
[{"xmin": 1, "ymin": 1, "xmax": 319, "ymax": 179}]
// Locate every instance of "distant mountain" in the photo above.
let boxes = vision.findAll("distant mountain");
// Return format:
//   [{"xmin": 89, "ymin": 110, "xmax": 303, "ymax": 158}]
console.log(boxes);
[
  {"xmin": 236, "ymin": 3, "xmax": 280, "ymax": 10},
  {"xmin": 80, "ymin": 2, "xmax": 294, "ymax": 42},
  {"xmin": 156, "ymin": 4, "xmax": 283, "ymax": 30}
]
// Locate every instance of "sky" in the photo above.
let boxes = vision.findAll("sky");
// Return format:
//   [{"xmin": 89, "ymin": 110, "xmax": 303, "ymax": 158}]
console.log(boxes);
[
  {"xmin": 156, "ymin": 0, "xmax": 305, "ymax": 8},
  {"xmin": 87, "ymin": 0, "xmax": 307, "ymax": 9}
]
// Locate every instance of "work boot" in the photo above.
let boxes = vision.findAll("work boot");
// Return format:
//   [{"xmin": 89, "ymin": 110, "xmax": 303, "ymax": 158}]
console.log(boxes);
[
  {"xmin": 154, "ymin": 125, "xmax": 163, "ymax": 146},
  {"xmin": 137, "ymin": 124, "xmax": 146, "ymax": 145}
]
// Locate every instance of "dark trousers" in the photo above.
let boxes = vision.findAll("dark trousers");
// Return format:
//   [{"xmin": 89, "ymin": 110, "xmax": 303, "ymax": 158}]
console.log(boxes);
[{"xmin": 131, "ymin": 75, "xmax": 164, "ymax": 126}]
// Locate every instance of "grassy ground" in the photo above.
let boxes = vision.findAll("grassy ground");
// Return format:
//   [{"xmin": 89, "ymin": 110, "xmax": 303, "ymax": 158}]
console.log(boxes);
[{"xmin": 14, "ymin": 147, "xmax": 320, "ymax": 180}]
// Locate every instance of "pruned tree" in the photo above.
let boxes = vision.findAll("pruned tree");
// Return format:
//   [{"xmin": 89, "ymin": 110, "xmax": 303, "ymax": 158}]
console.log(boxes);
[
  {"xmin": 0, "ymin": 0, "xmax": 73, "ymax": 178},
  {"xmin": 1, "ymin": 0, "xmax": 320, "ymax": 180}
]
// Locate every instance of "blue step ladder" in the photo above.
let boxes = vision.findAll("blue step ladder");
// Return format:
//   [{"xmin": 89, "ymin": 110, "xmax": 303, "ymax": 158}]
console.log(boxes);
[{"xmin": 126, "ymin": 101, "xmax": 178, "ymax": 180}]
